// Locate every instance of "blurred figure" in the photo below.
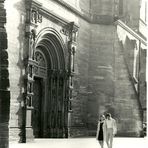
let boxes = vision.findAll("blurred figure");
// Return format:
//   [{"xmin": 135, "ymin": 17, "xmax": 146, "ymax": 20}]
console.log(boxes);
[
  {"xmin": 105, "ymin": 113, "xmax": 117, "ymax": 148},
  {"xmin": 96, "ymin": 115, "xmax": 107, "ymax": 148}
]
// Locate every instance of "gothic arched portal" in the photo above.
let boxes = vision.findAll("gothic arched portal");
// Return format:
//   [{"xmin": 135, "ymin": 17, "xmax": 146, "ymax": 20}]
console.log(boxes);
[{"xmin": 31, "ymin": 28, "xmax": 69, "ymax": 138}]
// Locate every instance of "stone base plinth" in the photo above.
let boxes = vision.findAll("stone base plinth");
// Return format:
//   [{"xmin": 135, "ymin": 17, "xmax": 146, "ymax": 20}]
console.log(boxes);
[
  {"xmin": 26, "ymin": 127, "xmax": 34, "ymax": 142},
  {"xmin": 9, "ymin": 128, "xmax": 21, "ymax": 142}
]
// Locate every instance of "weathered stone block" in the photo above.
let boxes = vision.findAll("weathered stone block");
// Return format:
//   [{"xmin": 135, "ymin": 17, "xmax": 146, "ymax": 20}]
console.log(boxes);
[
  {"xmin": 0, "ymin": 79, "xmax": 9, "ymax": 89},
  {"xmin": 0, "ymin": 49, "xmax": 8, "ymax": 59},
  {"xmin": 0, "ymin": 32, "xmax": 7, "ymax": 49}
]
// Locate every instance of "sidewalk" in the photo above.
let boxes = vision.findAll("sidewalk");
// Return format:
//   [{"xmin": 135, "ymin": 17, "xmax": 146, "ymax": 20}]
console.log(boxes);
[{"xmin": 10, "ymin": 137, "xmax": 148, "ymax": 148}]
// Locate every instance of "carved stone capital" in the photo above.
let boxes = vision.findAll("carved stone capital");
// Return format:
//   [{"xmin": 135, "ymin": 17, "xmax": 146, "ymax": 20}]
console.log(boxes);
[{"xmin": 61, "ymin": 22, "xmax": 79, "ymax": 42}]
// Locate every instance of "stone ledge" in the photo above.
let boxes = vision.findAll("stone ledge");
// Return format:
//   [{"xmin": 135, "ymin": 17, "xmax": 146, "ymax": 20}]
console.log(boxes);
[{"xmin": 115, "ymin": 20, "xmax": 147, "ymax": 46}]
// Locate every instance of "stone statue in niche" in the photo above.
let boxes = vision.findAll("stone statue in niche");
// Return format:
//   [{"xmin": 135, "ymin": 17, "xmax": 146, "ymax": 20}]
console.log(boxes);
[
  {"xmin": 30, "ymin": 29, "xmax": 36, "ymax": 59},
  {"xmin": 70, "ymin": 46, "xmax": 76, "ymax": 72},
  {"xmin": 70, "ymin": 53, "xmax": 74, "ymax": 72},
  {"xmin": 28, "ymin": 65, "xmax": 33, "ymax": 78},
  {"xmin": 72, "ymin": 30, "xmax": 78, "ymax": 42},
  {"xmin": 31, "ymin": 9, "xmax": 37, "ymax": 23}
]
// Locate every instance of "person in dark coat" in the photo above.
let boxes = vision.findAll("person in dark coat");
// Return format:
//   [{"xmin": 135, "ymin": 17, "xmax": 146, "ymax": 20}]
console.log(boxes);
[{"xmin": 96, "ymin": 115, "xmax": 107, "ymax": 148}]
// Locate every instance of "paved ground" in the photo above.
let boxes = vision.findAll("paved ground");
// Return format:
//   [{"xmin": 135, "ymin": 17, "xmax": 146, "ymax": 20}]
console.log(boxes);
[{"xmin": 10, "ymin": 137, "xmax": 148, "ymax": 148}]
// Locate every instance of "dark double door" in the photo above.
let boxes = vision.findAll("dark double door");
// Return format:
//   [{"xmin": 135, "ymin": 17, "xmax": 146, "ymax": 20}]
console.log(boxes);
[
  {"xmin": 31, "ymin": 78, "xmax": 43, "ymax": 138},
  {"xmin": 31, "ymin": 77, "xmax": 68, "ymax": 138}
]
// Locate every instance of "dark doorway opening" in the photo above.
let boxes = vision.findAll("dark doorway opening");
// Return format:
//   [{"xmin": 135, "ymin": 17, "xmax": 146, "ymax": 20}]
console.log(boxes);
[{"xmin": 31, "ymin": 77, "xmax": 43, "ymax": 138}]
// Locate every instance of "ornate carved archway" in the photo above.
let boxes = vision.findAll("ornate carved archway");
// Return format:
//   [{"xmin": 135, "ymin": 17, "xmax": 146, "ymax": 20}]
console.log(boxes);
[
  {"xmin": 21, "ymin": 0, "xmax": 79, "ymax": 142},
  {"xmin": 25, "ymin": 24, "xmax": 78, "ymax": 140},
  {"xmin": 30, "ymin": 28, "xmax": 69, "ymax": 138}
]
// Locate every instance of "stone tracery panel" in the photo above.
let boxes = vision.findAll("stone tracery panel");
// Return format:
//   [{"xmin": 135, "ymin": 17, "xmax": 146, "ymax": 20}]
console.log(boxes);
[
  {"xmin": 34, "ymin": 51, "xmax": 47, "ymax": 78},
  {"xmin": 35, "ymin": 51, "xmax": 46, "ymax": 67}
]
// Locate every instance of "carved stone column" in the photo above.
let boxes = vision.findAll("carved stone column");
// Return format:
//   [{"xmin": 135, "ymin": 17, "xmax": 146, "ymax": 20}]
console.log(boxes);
[
  {"xmin": 61, "ymin": 22, "xmax": 78, "ymax": 137},
  {"xmin": 20, "ymin": 0, "xmax": 42, "ymax": 142},
  {"xmin": 0, "ymin": 0, "xmax": 10, "ymax": 147}
]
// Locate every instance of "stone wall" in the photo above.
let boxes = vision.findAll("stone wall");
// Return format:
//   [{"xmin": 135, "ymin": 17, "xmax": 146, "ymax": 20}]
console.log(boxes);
[
  {"xmin": 114, "ymin": 34, "xmax": 142, "ymax": 137},
  {"xmin": 90, "ymin": 0, "xmax": 115, "ymax": 24},
  {"xmin": 139, "ymin": 48, "xmax": 146, "ymax": 120},
  {"xmin": 79, "ymin": 0, "xmax": 90, "ymax": 14},
  {"xmin": 86, "ymin": 24, "xmax": 143, "ymax": 137},
  {"xmin": 5, "ymin": 0, "xmax": 26, "ymax": 142},
  {"xmin": 90, "ymin": 0, "xmax": 114, "ymax": 15},
  {"xmin": 4, "ymin": 0, "xmax": 146, "ymax": 141},
  {"xmin": 0, "ymin": 0, "xmax": 10, "ymax": 147},
  {"xmin": 87, "ymin": 25, "xmax": 115, "ymax": 136},
  {"xmin": 120, "ymin": 0, "xmax": 140, "ymax": 30},
  {"xmin": 70, "ymin": 18, "xmax": 90, "ymax": 137}
]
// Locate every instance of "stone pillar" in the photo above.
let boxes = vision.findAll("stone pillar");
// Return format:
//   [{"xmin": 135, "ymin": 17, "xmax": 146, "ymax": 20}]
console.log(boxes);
[
  {"xmin": 22, "ymin": 0, "xmax": 42, "ymax": 142},
  {"xmin": 66, "ymin": 22, "xmax": 78, "ymax": 137},
  {"xmin": 0, "ymin": 0, "xmax": 10, "ymax": 147}
]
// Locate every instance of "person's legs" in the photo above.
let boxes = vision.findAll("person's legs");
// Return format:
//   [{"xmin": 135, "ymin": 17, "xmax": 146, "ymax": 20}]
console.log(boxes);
[
  {"xmin": 109, "ymin": 132, "xmax": 114, "ymax": 148},
  {"xmin": 107, "ymin": 128, "xmax": 113, "ymax": 148},
  {"xmin": 99, "ymin": 141, "xmax": 104, "ymax": 148},
  {"xmin": 106, "ymin": 130, "xmax": 110, "ymax": 148}
]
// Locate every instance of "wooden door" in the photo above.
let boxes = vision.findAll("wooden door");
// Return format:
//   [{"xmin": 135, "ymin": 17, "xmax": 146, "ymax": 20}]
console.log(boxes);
[
  {"xmin": 47, "ymin": 77, "xmax": 68, "ymax": 138},
  {"xmin": 31, "ymin": 78, "xmax": 43, "ymax": 138}
]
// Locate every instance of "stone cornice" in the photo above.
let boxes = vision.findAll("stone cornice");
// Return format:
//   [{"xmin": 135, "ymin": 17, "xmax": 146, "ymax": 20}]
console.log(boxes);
[
  {"xmin": 139, "ymin": 18, "xmax": 147, "ymax": 26},
  {"xmin": 29, "ymin": 0, "xmax": 147, "ymax": 41},
  {"xmin": 26, "ymin": 0, "xmax": 79, "ymax": 29},
  {"xmin": 52, "ymin": 0, "xmax": 115, "ymax": 24},
  {"xmin": 115, "ymin": 20, "xmax": 147, "ymax": 46},
  {"xmin": 25, "ymin": 0, "xmax": 42, "ymax": 9},
  {"xmin": 31, "ymin": 0, "xmax": 115, "ymax": 27}
]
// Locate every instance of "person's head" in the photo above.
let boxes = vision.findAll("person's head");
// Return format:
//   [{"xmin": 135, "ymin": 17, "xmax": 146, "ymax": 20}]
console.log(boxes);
[
  {"xmin": 99, "ymin": 114, "xmax": 105, "ymax": 121},
  {"xmin": 106, "ymin": 113, "xmax": 111, "ymax": 119}
]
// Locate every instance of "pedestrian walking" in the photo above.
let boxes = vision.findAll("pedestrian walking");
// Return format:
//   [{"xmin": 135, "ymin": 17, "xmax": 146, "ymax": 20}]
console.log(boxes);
[
  {"xmin": 96, "ymin": 115, "xmax": 107, "ymax": 148},
  {"xmin": 105, "ymin": 113, "xmax": 117, "ymax": 148}
]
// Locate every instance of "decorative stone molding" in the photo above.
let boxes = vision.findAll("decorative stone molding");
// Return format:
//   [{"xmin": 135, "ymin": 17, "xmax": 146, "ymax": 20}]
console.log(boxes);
[
  {"xmin": 33, "ymin": 51, "xmax": 47, "ymax": 78},
  {"xmin": 31, "ymin": 8, "xmax": 42, "ymax": 24},
  {"xmin": 25, "ymin": 0, "xmax": 42, "ymax": 24},
  {"xmin": 61, "ymin": 22, "xmax": 78, "ymax": 73},
  {"xmin": 61, "ymin": 22, "xmax": 78, "ymax": 114},
  {"xmin": 25, "ymin": 0, "xmax": 43, "ymax": 109},
  {"xmin": 18, "ymin": 0, "xmax": 43, "ymax": 143}
]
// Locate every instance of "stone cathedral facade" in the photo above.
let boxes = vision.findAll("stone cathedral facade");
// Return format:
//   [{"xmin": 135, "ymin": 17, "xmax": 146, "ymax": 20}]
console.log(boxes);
[{"xmin": 0, "ymin": 0, "xmax": 147, "ymax": 146}]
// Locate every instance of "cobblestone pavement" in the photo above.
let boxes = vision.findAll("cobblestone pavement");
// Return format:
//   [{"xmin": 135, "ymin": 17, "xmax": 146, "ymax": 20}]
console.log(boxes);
[{"xmin": 10, "ymin": 137, "xmax": 148, "ymax": 148}]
